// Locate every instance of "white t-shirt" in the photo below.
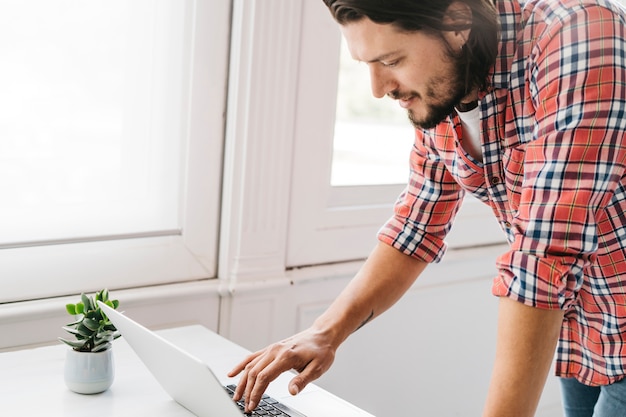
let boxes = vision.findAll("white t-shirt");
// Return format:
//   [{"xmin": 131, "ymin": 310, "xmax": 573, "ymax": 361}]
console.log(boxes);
[{"xmin": 456, "ymin": 106, "xmax": 482, "ymax": 163}]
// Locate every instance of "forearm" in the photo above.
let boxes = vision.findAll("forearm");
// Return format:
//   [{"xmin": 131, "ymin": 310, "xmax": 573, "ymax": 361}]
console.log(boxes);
[
  {"xmin": 229, "ymin": 241, "xmax": 427, "ymax": 411},
  {"xmin": 311, "ymin": 241, "xmax": 427, "ymax": 349},
  {"xmin": 483, "ymin": 297, "xmax": 564, "ymax": 417}
]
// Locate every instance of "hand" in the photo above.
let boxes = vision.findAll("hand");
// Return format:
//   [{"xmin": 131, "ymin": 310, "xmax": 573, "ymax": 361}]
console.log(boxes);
[{"xmin": 228, "ymin": 328, "xmax": 337, "ymax": 413}]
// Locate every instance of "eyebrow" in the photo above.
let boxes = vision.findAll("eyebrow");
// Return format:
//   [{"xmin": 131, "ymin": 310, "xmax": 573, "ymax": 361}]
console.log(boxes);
[{"xmin": 363, "ymin": 50, "xmax": 401, "ymax": 64}]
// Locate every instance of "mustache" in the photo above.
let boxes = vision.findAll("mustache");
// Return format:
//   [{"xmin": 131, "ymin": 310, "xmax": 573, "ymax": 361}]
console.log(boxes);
[{"xmin": 387, "ymin": 90, "xmax": 420, "ymax": 101}]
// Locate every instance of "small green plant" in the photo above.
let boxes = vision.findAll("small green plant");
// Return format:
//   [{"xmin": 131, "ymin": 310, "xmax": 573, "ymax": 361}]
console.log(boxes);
[{"xmin": 59, "ymin": 289, "xmax": 120, "ymax": 352}]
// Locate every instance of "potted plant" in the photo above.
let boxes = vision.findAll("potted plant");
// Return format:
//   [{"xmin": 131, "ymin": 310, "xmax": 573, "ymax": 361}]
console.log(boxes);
[{"xmin": 59, "ymin": 289, "xmax": 120, "ymax": 394}]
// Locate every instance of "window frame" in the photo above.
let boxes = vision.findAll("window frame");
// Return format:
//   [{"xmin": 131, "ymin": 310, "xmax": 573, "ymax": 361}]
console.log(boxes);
[
  {"xmin": 0, "ymin": 0, "xmax": 230, "ymax": 304},
  {"xmin": 286, "ymin": 0, "xmax": 504, "ymax": 267}
]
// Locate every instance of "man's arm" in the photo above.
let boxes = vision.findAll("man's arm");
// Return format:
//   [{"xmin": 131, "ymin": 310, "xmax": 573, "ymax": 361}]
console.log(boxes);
[
  {"xmin": 483, "ymin": 297, "xmax": 564, "ymax": 417},
  {"xmin": 229, "ymin": 241, "xmax": 428, "ymax": 412}
]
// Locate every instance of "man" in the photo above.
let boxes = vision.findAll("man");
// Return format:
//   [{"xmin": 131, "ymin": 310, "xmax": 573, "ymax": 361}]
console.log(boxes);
[{"xmin": 230, "ymin": 0, "xmax": 626, "ymax": 415}]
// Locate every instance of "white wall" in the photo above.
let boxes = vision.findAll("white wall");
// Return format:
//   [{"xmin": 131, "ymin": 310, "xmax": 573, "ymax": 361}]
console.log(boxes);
[
  {"xmin": 315, "ymin": 262, "xmax": 563, "ymax": 417},
  {"xmin": 219, "ymin": 244, "xmax": 563, "ymax": 417},
  {"xmin": 0, "ymin": 282, "xmax": 221, "ymax": 351}
]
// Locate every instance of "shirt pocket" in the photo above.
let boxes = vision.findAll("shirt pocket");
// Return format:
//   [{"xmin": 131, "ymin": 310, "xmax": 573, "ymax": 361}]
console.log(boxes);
[
  {"xmin": 450, "ymin": 150, "xmax": 489, "ymax": 202},
  {"xmin": 501, "ymin": 144, "xmax": 526, "ymax": 212}
]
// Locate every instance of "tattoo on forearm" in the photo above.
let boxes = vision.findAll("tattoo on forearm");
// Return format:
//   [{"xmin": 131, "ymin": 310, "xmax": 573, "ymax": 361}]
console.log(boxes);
[{"xmin": 354, "ymin": 310, "xmax": 374, "ymax": 332}]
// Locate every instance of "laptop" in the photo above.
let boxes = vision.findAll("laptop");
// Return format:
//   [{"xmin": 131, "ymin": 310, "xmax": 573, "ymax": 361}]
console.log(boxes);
[{"xmin": 97, "ymin": 301, "xmax": 306, "ymax": 417}]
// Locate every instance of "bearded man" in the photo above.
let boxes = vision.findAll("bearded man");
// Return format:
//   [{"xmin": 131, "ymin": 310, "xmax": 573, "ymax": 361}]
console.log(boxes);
[{"xmin": 230, "ymin": 1, "xmax": 626, "ymax": 415}]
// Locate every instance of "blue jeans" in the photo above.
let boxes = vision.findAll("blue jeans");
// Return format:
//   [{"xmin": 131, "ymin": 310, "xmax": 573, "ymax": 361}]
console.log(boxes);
[{"xmin": 560, "ymin": 377, "xmax": 626, "ymax": 417}]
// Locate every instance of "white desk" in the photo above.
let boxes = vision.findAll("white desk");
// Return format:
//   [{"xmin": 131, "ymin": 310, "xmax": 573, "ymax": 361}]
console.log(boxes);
[{"xmin": 0, "ymin": 325, "xmax": 374, "ymax": 416}]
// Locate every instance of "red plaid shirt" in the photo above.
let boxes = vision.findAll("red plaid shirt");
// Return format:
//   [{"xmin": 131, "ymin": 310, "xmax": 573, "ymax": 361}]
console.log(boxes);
[{"xmin": 378, "ymin": 0, "xmax": 626, "ymax": 386}]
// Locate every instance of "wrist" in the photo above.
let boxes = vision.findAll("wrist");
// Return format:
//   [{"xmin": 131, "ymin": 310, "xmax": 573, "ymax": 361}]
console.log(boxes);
[{"xmin": 311, "ymin": 307, "xmax": 371, "ymax": 349}]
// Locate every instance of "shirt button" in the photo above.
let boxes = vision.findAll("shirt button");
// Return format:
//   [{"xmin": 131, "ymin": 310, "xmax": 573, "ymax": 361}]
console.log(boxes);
[{"xmin": 490, "ymin": 176, "xmax": 500, "ymax": 185}]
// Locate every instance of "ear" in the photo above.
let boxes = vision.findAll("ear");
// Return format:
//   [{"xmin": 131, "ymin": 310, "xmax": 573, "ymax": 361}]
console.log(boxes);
[{"xmin": 442, "ymin": 1, "xmax": 473, "ymax": 50}]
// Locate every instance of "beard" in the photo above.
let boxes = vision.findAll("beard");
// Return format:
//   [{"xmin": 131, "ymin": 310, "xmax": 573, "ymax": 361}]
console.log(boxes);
[
  {"xmin": 389, "ymin": 51, "xmax": 469, "ymax": 130},
  {"xmin": 406, "ymin": 82, "xmax": 466, "ymax": 129}
]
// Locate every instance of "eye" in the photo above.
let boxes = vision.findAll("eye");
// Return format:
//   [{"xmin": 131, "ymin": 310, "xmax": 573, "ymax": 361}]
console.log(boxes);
[{"xmin": 380, "ymin": 59, "xmax": 399, "ymax": 68}]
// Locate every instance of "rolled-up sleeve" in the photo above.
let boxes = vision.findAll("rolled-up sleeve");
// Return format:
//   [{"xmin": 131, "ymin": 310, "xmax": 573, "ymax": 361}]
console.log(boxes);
[{"xmin": 378, "ymin": 129, "xmax": 465, "ymax": 263}]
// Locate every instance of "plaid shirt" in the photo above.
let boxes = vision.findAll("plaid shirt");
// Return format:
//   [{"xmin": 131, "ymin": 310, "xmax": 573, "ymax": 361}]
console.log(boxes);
[{"xmin": 378, "ymin": 0, "xmax": 626, "ymax": 386}]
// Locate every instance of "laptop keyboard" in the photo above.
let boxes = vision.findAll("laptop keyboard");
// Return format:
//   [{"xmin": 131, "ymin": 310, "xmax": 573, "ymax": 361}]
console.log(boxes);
[{"xmin": 225, "ymin": 384, "xmax": 305, "ymax": 417}]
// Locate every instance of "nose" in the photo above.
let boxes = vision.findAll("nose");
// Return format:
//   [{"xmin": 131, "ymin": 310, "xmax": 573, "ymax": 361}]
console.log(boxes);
[{"xmin": 368, "ymin": 65, "xmax": 395, "ymax": 99}]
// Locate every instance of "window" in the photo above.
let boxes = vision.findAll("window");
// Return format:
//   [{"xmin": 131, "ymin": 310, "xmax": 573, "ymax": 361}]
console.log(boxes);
[
  {"xmin": 332, "ymin": 37, "xmax": 414, "ymax": 187},
  {"xmin": 287, "ymin": 0, "xmax": 504, "ymax": 267},
  {"xmin": 0, "ymin": 0, "xmax": 230, "ymax": 303}
]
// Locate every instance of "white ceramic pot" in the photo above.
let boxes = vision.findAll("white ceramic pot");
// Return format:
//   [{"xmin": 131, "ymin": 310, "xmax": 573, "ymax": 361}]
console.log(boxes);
[{"xmin": 64, "ymin": 348, "xmax": 114, "ymax": 394}]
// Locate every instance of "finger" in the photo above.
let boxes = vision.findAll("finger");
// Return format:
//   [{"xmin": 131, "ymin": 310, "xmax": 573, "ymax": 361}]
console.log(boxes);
[
  {"xmin": 289, "ymin": 357, "xmax": 333, "ymax": 396},
  {"xmin": 243, "ymin": 354, "xmax": 284, "ymax": 411},
  {"xmin": 243, "ymin": 344, "xmax": 305, "ymax": 412},
  {"xmin": 228, "ymin": 352, "xmax": 265, "ymax": 401},
  {"xmin": 228, "ymin": 351, "xmax": 263, "ymax": 377}
]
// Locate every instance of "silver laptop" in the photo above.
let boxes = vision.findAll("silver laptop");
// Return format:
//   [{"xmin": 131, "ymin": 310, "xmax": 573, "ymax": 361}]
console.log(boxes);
[{"xmin": 98, "ymin": 301, "xmax": 305, "ymax": 417}]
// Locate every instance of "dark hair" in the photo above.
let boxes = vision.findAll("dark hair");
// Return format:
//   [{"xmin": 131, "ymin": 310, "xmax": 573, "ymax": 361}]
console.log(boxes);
[{"xmin": 322, "ymin": 0, "xmax": 499, "ymax": 92}]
